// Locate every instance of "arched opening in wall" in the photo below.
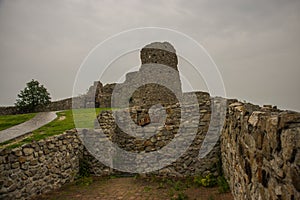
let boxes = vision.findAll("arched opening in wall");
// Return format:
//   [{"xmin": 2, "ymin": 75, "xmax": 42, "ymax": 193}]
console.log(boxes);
[{"xmin": 129, "ymin": 97, "xmax": 133, "ymax": 104}]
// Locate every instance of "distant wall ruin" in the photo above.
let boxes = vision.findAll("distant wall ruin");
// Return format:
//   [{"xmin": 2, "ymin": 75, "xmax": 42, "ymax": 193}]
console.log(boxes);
[{"xmin": 0, "ymin": 98, "xmax": 72, "ymax": 115}]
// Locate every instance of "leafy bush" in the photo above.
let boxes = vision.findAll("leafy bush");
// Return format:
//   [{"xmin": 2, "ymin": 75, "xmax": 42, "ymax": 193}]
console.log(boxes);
[
  {"xmin": 76, "ymin": 158, "xmax": 93, "ymax": 186},
  {"xmin": 76, "ymin": 176, "xmax": 93, "ymax": 186},
  {"xmin": 193, "ymin": 173, "xmax": 217, "ymax": 187},
  {"xmin": 173, "ymin": 180, "xmax": 187, "ymax": 191}
]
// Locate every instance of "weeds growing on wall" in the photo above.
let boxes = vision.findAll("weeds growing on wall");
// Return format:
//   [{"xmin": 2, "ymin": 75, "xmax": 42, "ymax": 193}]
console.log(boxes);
[
  {"xmin": 76, "ymin": 157, "xmax": 93, "ymax": 186},
  {"xmin": 217, "ymin": 176, "xmax": 230, "ymax": 193},
  {"xmin": 78, "ymin": 157, "xmax": 91, "ymax": 177}
]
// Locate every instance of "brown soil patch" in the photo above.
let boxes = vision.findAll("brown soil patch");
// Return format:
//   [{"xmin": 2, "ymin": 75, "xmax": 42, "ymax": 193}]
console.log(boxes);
[
  {"xmin": 185, "ymin": 187, "xmax": 234, "ymax": 200},
  {"xmin": 34, "ymin": 177, "xmax": 234, "ymax": 200},
  {"xmin": 58, "ymin": 116, "xmax": 66, "ymax": 121}
]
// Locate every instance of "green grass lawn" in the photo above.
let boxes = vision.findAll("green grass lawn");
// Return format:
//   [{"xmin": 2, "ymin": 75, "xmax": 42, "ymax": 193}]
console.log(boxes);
[
  {"xmin": 0, "ymin": 108, "xmax": 112, "ymax": 149},
  {"xmin": 0, "ymin": 113, "xmax": 37, "ymax": 131}
]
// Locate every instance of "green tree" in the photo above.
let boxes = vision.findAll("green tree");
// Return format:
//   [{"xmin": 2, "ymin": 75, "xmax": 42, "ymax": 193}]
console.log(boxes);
[{"xmin": 15, "ymin": 79, "xmax": 51, "ymax": 113}]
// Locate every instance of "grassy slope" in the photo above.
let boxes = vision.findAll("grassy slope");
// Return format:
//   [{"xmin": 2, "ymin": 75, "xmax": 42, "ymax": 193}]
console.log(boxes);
[
  {"xmin": 0, "ymin": 113, "xmax": 37, "ymax": 131},
  {"xmin": 0, "ymin": 108, "xmax": 110, "ymax": 149}
]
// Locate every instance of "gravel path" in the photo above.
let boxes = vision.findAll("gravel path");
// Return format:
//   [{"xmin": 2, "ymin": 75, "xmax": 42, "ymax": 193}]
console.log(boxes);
[{"xmin": 0, "ymin": 112, "xmax": 57, "ymax": 143}]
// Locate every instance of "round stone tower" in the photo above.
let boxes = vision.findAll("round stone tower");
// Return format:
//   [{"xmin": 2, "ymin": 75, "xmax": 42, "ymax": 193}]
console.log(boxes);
[
  {"xmin": 110, "ymin": 41, "xmax": 183, "ymax": 126},
  {"xmin": 140, "ymin": 42, "xmax": 178, "ymax": 71}
]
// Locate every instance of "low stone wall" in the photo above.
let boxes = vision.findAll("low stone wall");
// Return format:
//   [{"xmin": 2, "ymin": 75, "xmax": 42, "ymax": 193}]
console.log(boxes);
[
  {"xmin": 0, "ymin": 130, "xmax": 82, "ymax": 200},
  {"xmin": 221, "ymin": 102, "xmax": 300, "ymax": 200},
  {"xmin": 0, "ymin": 98, "xmax": 73, "ymax": 116},
  {"xmin": 34, "ymin": 98, "xmax": 73, "ymax": 113},
  {"xmin": 42, "ymin": 98, "xmax": 72, "ymax": 112},
  {"xmin": 0, "ymin": 106, "xmax": 18, "ymax": 115}
]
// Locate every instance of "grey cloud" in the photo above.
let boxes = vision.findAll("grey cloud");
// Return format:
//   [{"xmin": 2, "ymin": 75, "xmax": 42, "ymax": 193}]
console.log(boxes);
[{"xmin": 0, "ymin": 0, "xmax": 299, "ymax": 111}]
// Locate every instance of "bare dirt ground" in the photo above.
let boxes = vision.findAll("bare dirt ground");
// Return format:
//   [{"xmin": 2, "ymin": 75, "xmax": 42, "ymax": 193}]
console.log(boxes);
[{"xmin": 34, "ymin": 177, "xmax": 234, "ymax": 200}]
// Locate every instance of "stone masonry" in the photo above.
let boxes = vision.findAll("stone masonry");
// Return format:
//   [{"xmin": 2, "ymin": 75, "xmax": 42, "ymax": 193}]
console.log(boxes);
[
  {"xmin": 90, "ymin": 91, "xmax": 221, "ymax": 177},
  {"xmin": 0, "ymin": 131, "xmax": 82, "ymax": 200},
  {"xmin": 221, "ymin": 102, "xmax": 300, "ymax": 200}
]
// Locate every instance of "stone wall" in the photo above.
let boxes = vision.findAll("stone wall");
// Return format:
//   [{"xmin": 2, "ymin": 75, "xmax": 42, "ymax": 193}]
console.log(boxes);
[
  {"xmin": 0, "ymin": 130, "xmax": 82, "ymax": 200},
  {"xmin": 0, "ymin": 98, "xmax": 73, "ymax": 116},
  {"xmin": 97, "ymin": 83, "xmax": 116, "ymax": 108},
  {"xmin": 90, "ymin": 93, "xmax": 221, "ymax": 177},
  {"xmin": 71, "ymin": 82, "xmax": 115, "ymax": 109},
  {"xmin": 140, "ymin": 42, "xmax": 178, "ymax": 71},
  {"xmin": 221, "ymin": 102, "xmax": 300, "ymax": 200},
  {"xmin": 37, "ymin": 98, "xmax": 72, "ymax": 112},
  {"xmin": 0, "ymin": 106, "xmax": 18, "ymax": 115}
]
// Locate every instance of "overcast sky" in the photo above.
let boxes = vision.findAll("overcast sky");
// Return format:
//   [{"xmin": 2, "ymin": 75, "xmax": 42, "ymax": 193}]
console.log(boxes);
[{"xmin": 0, "ymin": 0, "xmax": 299, "ymax": 111}]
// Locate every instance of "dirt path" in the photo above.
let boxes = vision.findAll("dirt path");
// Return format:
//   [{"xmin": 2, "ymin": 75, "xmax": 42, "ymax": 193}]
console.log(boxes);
[
  {"xmin": 35, "ymin": 177, "xmax": 234, "ymax": 200},
  {"xmin": 0, "ymin": 112, "xmax": 57, "ymax": 143}
]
